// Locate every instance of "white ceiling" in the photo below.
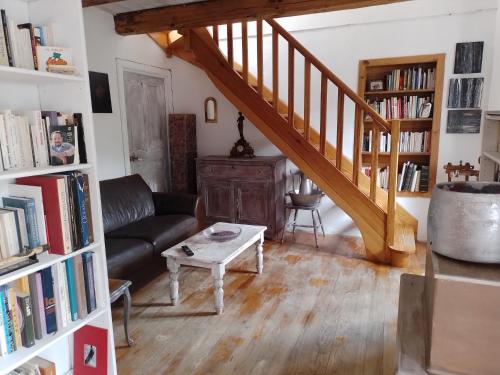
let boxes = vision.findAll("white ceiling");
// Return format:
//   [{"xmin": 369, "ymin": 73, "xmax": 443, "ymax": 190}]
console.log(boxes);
[{"xmin": 98, "ymin": 0, "xmax": 204, "ymax": 15}]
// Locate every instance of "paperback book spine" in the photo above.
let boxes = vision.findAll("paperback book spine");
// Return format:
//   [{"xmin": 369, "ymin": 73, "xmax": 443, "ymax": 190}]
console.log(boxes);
[
  {"xmin": 27, "ymin": 273, "xmax": 43, "ymax": 339},
  {"xmin": 16, "ymin": 293, "xmax": 35, "ymax": 348},
  {"xmin": 39, "ymin": 268, "xmax": 57, "ymax": 334},
  {"xmin": 75, "ymin": 174, "xmax": 90, "ymax": 247},
  {"xmin": 81, "ymin": 252, "xmax": 96, "ymax": 313},
  {"xmin": 65, "ymin": 258, "xmax": 78, "ymax": 321}
]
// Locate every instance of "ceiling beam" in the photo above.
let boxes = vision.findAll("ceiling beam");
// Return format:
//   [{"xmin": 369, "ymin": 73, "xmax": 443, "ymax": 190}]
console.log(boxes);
[
  {"xmin": 114, "ymin": 0, "xmax": 408, "ymax": 35},
  {"xmin": 82, "ymin": 0, "xmax": 122, "ymax": 7}
]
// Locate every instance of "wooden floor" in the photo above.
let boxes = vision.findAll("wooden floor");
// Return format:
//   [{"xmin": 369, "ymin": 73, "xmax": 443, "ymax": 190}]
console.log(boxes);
[{"xmin": 112, "ymin": 232, "xmax": 425, "ymax": 375}]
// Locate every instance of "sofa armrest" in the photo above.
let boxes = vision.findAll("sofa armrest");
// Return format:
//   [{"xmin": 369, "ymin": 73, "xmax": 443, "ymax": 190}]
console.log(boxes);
[{"xmin": 153, "ymin": 192, "xmax": 201, "ymax": 218}]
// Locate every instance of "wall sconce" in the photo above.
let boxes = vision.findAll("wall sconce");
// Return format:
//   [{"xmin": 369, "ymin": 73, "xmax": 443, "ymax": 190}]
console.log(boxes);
[{"xmin": 205, "ymin": 97, "xmax": 217, "ymax": 123}]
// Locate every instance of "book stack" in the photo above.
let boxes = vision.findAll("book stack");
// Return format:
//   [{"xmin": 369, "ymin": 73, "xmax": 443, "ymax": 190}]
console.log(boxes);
[
  {"xmin": 0, "ymin": 110, "xmax": 86, "ymax": 171},
  {"xmin": 0, "ymin": 9, "xmax": 76, "ymax": 75},
  {"xmin": 10, "ymin": 356, "xmax": 56, "ymax": 374},
  {"xmin": 363, "ymin": 131, "xmax": 430, "ymax": 153},
  {"xmin": 0, "ymin": 252, "xmax": 97, "ymax": 357},
  {"xmin": 362, "ymin": 167, "xmax": 390, "ymax": 190},
  {"xmin": 384, "ymin": 67, "xmax": 435, "ymax": 91},
  {"xmin": 366, "ymin": 95, "xmax": 433, "ymax": 119},
  {"xmin": 0, "ymin": 172, "xmax": 93, "ymax": 259},
  {"xmin": 397, "ymin": 162, "xmax": 429, "ymax": 192}
]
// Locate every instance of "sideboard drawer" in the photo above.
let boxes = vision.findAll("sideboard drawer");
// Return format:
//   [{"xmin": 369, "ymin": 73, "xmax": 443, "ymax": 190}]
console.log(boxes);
[{"xmin": 198, "ymin": 163, "xmax": 273, "ymax": 178}]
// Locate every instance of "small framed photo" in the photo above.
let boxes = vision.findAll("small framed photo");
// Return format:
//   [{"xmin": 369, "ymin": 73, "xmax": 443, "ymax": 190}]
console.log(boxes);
[{"xmin": 369, "ymin": 80, "xmax": 384, "ymax": 91}]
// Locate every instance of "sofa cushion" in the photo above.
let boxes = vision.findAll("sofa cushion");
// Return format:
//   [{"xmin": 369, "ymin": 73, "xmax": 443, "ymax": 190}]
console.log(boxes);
[
  {"xmin": 106, "ymin": 215, "xmax": 198, "ymax": 254},
  {"xmin": 100, "ymin": 174, "xmax": 155, "ymax": 233},
  {"xmin": 105, "ymin": 238, "xmax": 154, "ymax": 279}
]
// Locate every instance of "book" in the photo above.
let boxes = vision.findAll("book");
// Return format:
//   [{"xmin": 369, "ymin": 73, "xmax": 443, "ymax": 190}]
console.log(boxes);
[
  {"xmin": 3, "ymin": 196, "xmax": 39, "ymax": 249},
  {"xmin": 82, "ymin": 174, "xmax": 94, "ymax": 243},
  {"xmin": 17, "ymin": 23, "xmax": 35, "ymax": 70},
  {"xmin": 48, "ymin": 124, "xmax": 76, "ymax": 166},
  {"xmin": 0, "ymin": 286, "xmax": 14, "ymax": 353},
  {"xmin": 28, "ymin": 272, "xmax": 44, "ymax": 339},
  {"xmin": 81, "ymin": 252, "xmax": 97, "ymax": 313},
  {"xmin": 0, "ymin": 208, "xmax": 20, "ymax": 257},
  {"xmin": 0, "ymin": 288, "xmax": 7, "ymax": 356},
  {"xmin": 16, "ymin": 288, "xmax": 35, "ymax": 348},
  {"xmin": 0, "ymin": 11, "xmax": 9, "ymax": 66},
  {"xmin": 73, "ymin": 256, "xmax": 88, "ymax": 319},
  {"xmin": 65, "ymin": 258, "xmax": 78, "ymax": 321},
  {"xmin": 36, "ymin": 46, "xmax": 73, "ymax": 74},
  {"xmin": 39, "ymin": 267, "xmax": 57, "ymax": 334},
  {"xmin": 18, "ymin": 23, "xmax": 38, "ymax": 70},
  {"xmin": 26, "ymin": 356, "xmax": 56, "ymax": 375},
  {"xmin": 52, "ymin": 263, "xmax": 68, "ymax": 329},
  {"xmin": 7, "ymin": 286, "xmax": 22, "ymax": 349},
  {"xmin": 0, "ymin": 10, "xmax": 13, "ymax": 66},
  {"xmin": 75, "ymin": 174, "xmax": 90, "ymax": 247}
]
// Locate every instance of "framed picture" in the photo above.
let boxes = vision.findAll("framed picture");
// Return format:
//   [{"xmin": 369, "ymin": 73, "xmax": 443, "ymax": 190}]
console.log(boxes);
[
  {"xmin": 447, "ymin": 78, "xmax": 484, "ymax": 109},
  {"xmin": 454, "ymin": 41, "xmax": 484, "ymax": 74},
  {"xmin": 447, "ymin": 110, "xmax": 482, "ymax": 134},
  {"xmin": 74, "ymin": 325, "xmax": 108, "ymax": 375},
  {"xmin": 89, "ymin": 71, "xmax": 113, "ymax": 113},
  {"xmin": 369, "ymin": 80, "xmax": 384, "ymax": 91}
]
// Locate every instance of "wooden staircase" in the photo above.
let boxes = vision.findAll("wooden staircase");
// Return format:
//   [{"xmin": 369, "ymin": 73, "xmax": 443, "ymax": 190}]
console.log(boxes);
[{"xmin": 150, "ymin": 21, "xmax": 417, "ymax": 266}]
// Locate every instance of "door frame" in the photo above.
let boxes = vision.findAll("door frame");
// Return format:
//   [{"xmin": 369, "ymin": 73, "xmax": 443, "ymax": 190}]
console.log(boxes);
[{"xmin": 116, "ymin": 58, "xmax": 174, "ymax": 181}]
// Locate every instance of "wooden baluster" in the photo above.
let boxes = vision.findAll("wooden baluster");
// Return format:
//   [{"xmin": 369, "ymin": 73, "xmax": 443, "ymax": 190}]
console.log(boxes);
[
  {"xmin": 227, "ymin": 22, "xmax": 233, "ymax": 68},
  {"xmin": 387, "ymin": 119, "xmax": 401, "ymax": 248},
  {"xmin": 213, "ymin": 25, "xmax": 219, "ymax": 46},
  {"xmin": 288, "ymin": 44, "xmax": 294, "ymax": 127},
  {"xmin": 304, "ymin": 60, "xmax": 311, "ymax": 141},
  {"xmin": 370, "ymin": 125, "xmax": 380, "ymax": 201},
  {"xmin": 336, "ymin": 90, "xmax": 344, "ymax": 170},
  {"xmin": 352, "ymin": 105, "xmax": 363, "ymax": 186},
  {"xmin": 242, "ymin": 21, "xmax": 248, "ymax": 83},
  {"xmin": 257, "ymin": 19, "xmax": 263, "ymax": 96},
  {"xmin": 272, "ymin": 28, "xmax": 279, "ymax": 111},
  {"xmin": 319, "ymin": 73, "xmax": 327, "ymax": 156}
]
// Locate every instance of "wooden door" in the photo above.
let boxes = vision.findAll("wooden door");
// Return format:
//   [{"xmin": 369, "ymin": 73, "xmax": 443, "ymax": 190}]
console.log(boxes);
[
  {"xmin": 201, "ymin": 179, "xmax": 235, "ymax": 223},
  {"xmin": 124, "ymin": 71, "xmax": 170, "ymax": 192},
  {"xmin": 234, "ymin": 181, "xmax": 270, "ymax": 226}
]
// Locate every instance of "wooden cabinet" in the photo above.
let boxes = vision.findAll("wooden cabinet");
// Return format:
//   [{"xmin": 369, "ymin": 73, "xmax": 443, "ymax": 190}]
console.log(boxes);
[{"xmin": 197, "ymin": 156, "xmax": 286, "ymax": 240}]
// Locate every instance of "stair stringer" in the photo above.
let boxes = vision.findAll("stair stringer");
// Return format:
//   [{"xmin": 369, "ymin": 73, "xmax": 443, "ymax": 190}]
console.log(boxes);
[{"xmin": 187, "ymin": 28, "xmax": 390, "ymax": 262}]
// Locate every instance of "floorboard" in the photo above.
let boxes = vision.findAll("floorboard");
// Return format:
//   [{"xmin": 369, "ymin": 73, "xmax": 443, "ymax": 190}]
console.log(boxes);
[{"xmin": 111, "ymin": 232, "xmax": 425, "ymax": 375}]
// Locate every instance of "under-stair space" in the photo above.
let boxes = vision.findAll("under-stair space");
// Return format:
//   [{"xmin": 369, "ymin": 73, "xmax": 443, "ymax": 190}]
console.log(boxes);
[{"xmin": 151, "ymin": 21, "xmax": 418, "ymax": 266}]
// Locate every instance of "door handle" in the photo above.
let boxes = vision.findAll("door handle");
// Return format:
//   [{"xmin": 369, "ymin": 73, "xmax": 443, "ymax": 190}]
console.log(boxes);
[{"xmin": 129, "ymin": 155, "xmax": 143, "ymax": 162}]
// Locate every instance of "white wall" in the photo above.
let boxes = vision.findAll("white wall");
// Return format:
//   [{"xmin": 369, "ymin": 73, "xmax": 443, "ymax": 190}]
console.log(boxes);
[
  {"xmin": 488, "ymin": 0, "xmax": 500, "ymax": 109},
  {"xmin": 83, "ymin": 0, "xmax": 499, "ymax": 241}
]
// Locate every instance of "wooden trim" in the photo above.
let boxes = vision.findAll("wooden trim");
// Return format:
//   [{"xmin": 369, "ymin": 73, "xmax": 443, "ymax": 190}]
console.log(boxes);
[
  {"xmin": 272, "ymin": 28, "xmax": 279, "ymax": 111},
  {"xmin": 256, "ymin": 19, "xmax": 264, "ymax": 96},
  {"xmin": 242, "ymin": 21, "xmax": 249, "ymax": 83},
  {"xmin": 352, "ymin": 105, "xmax": 363, "ymax": 186},
  {"xmin": 336, "ymin": 91, "xmax": 344, "ymax": 170},
  {"xmin": 288, "ymin": 44, "xmax": 295, "ymax": 128},
  {"xmin": 304, "ymin": 60, "xmax": 311, "ymax": 142},
  {"xmin": 370, "ymin": 128, "xmax": 380, "ymax": 200},
  {"xmin": 213, "ymin": 25, "xmax": 219, "ymax": 46},
  {"xmin": 387, "ymin": 120, "xmax": 401, "ymax": 247},
  {"xmin": 319, "ymin": 73, "xmax": 327, "ymax": 156},
  {"xmin": 113, "ymin": 0, "xmax": 408, "ymax": 34},
  {"xmin": 227, "ymin": 22, "xmax": 234, "ymax": 68}
]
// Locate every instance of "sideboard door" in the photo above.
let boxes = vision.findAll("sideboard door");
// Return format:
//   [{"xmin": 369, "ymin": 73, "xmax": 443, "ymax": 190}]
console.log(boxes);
[
  {"xmin": 201, "ymin": 179, "xmax": 235, "ymax": 223},
  {"xmin": 234, "ymin": 181, "xmax": 270, "ymax": 227}
]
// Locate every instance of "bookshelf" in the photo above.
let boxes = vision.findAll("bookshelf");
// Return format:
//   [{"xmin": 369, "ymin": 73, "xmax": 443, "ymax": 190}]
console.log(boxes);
[
  {"xmin": 480, "ymin": 111, "xmax": 500, "ymax": 181},
  {"xmin": 358, "ymin": 54, "xmax": 445, "ymax": 197},
  {"xmin": 0, "ymin": 0, "xmax": 116, "ymax": 374}
]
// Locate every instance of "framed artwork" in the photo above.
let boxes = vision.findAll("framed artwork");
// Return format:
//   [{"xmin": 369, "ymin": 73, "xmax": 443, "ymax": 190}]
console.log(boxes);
[
  {"xmin": 89, "ymin": 71, "xmax": 113, "ymax": 113},
  {"xmin": 447, "ymin": 78, "xmax": 484, "ymax": 108},
  {"xmin": 454, "ymin": 41, "xmax": 484, "ymax": 74},
  {"xmin": 447, "ymin": 110, "xmax": 482, "ymax": 134},
  {"xmin": 369, "ymin": 80, "xmax": 384, "ymax": 91},
  {"xmin": 74, "ymin": 325, "xmax": 108, "ymax": 375}
]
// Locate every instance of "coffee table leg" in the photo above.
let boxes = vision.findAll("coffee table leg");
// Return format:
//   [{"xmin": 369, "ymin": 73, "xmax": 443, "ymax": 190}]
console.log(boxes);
[
  {"xmin": 256, "ymin": 234, "xmax": 264, "ymax": 274},
  {"xmin": 212, "ymin": 264, "xmax": 225, "ymax": 315},
  {"xmin": 167, "ymin": 257, "xmax": 179, "ymax": 305}
]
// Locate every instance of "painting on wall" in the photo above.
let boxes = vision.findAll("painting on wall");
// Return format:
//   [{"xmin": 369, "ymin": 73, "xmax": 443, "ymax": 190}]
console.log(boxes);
[
  {"xmin": 89, "ymin": 71, "xmax": 113, "ymax": 113},
  {"xmin": 447, "ymin": 78, "xmax": 484, "ymax": 108},
  {"xmin": 454, "ymin": 41, "xmax": 484, "ymax": 74},
  {"xmin": 447, "ymin": 110, "xmax": 482, "ymax": 134}
]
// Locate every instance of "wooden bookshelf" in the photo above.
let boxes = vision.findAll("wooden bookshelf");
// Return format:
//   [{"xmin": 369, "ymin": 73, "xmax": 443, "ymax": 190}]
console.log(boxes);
[{"xmin": 358, "ymin": 54, "xmax": 445, "ymax": 197}]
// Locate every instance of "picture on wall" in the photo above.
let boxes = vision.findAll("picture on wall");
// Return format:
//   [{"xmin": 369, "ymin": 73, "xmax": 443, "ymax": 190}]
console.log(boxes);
[
  {"xmin": 89, "ymin": 71, "xmax": 113, "ymax": 113},
  {"xmin": 447, "ymin": 110, "xmax": 482, "ymax": 134},
  {"xmin": 454, "ymin": 41, "xmax": 484, "ymax": 74},
  {"xmin": 447, "ymin": 78, "xmax": 484, "ymax": 108}
]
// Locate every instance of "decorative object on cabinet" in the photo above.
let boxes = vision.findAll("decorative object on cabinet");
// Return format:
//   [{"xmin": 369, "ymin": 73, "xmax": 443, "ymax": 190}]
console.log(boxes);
[
  {"xmin": 443, "ymin": 161, "xmax": 479, "ymax": 182},
  {"xmin": 447, "ymin": 78, "xmax": 484, "ymax": 109},
  {"xmin": 89, "ymin": 71, "xmax": 112, "ymax": 113},
  {"xmin": 446, "ymin": 109, "xmax": 482, "ymax": 133},
  {"xmin": 204, "ymin": 97, "xmax": 217, "ymax": 123},
  {"xmin": 230, "ymin": 112, "xmax": 255, "ymax": 158},
  {"xmin": 168, "ymin": 114, "xmax": 197, "ymax": 194},
  {"xmin": 197, "ymin": 156, "xmax": 286, "ymax": 240},
  {"xmin": 454, "ymin": 41, "xmax": 484, "ymax": 74}
]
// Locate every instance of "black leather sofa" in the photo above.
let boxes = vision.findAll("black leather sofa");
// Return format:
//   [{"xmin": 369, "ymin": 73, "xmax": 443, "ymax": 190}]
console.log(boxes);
[{"xmin": 99, "ymin": 174, "xmax": 200, "ymax": 285}]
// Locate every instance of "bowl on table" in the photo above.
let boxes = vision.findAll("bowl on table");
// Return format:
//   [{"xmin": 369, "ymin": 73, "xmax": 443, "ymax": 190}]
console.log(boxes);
[{"xmin": 203, "ymin": 226, "xmax": 242, "ymax": 242}]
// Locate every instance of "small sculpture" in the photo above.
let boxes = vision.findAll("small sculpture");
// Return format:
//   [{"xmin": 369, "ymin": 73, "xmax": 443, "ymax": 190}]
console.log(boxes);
[
  {"xmin": 444, "ymin": 160, "xmax": 479, "ymax": 182},
  {"xmin": 230, "ymin": 112, "xmax": 255, "ymax": 158}
]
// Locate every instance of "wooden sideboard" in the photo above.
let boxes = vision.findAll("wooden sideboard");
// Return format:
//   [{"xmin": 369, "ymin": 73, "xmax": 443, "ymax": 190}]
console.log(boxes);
[{"xmin": 197, "ymin": 156, "xmax": 286, "ymax": 240}]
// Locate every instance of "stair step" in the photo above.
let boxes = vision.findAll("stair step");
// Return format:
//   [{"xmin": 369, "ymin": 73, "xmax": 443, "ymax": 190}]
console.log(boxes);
[{"xmin": 391, "ymin": 223, "xmax": 416, "ymax": 267}]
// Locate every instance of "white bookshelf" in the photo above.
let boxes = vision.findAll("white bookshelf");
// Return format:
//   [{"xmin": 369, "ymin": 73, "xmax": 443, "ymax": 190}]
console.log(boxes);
[
  {"xmin": 480, "ymin": 111, "xmax": 500, "ymax": 182},
  {"xmin": 0, "ymin": 0, "xmax": 117, "ymax": 374}
]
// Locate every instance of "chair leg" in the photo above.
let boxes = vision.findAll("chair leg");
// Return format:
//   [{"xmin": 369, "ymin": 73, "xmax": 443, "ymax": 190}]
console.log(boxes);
[
  {"xmin": 311, "ymin": 210, "xmax": 319, "ymax": 248},
  {"xmin": 281, "ymin": 206, "xmax": 289, "ymax": 244},
  {"xmin": 123, "ymin": 288, "xmax": 134, "ymax": 347},
  {"xmin": 292, "ymin": 209, "xmax": 298, "ymax": 236},
  {"xmin": 316, "ymin": 209, "xmax": 325, "ymax": 237}
]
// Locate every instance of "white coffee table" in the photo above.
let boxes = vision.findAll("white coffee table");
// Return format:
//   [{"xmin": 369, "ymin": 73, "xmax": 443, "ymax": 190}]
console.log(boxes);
[{"xmin": 161, "ymin": 222, "xmax": 266, "ymax": 314}]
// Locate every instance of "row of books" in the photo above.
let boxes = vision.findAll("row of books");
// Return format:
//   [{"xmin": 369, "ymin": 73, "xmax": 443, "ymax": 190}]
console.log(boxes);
[
  {"xmin": 384, "ymin": 67, "xmax": 436, "ymax": 91},
  {"xmin": 366, "ymin": 96, "xmax": 433, "ymax": 120},
  {"xmin": 0, "ymin": 9, "xmax": 76, "ymax": 75},
  {"xmin": 362, "ymin": 167, "xmax": 391, "ymax": 190},
  {"xmin": 0, "ymin": 172, "xmax": 94, "ymax": 259},
  {"xmin": 398, "ymin": 163, "xmax": 429, "ymax": 192},
  {"xmin": 0, "ymin": 110, "xmax": 87, "ymax": 172},
  {"xmin": 9, "ymin": 356, "xmax": 55, "ymax": 375},
  {"xmin": 363, "ymin": 131, "xmax": 431, "ymax": 153},
  {"xmin": 0, "ymin": 252, "xmax": 97, "ymax": 356}
]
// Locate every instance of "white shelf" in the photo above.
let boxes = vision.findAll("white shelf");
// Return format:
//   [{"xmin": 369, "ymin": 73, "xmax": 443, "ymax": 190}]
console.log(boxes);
[
  {"xmin": 0, "ymin": 242, "xmax": 100, "ymax": 287},
  {"xmin": 0, "ymin": 307, "xmax": 107, "ymax": 375},
  {"xmin": 0, "ymin": 163, "xmax": 92, "ymax": 181},
  {"xmin": 483, "ymin": 151, "xmax": 500, "ymax": 165},
  {"xmin": 0, "ymin": 65, "xmax": 83, "ymax": 85}
]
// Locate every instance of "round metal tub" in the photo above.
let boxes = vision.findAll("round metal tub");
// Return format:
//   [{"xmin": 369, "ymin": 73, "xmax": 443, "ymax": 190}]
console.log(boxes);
[{"xmin": 427, "ymin": 182, "xmax": 500, "ymax": 263}]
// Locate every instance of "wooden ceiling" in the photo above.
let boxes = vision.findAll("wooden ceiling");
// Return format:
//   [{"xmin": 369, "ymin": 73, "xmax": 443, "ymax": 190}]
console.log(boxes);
[{"xmin": 83, "ymin": 0, "xmax": 408, "ymax": 35}]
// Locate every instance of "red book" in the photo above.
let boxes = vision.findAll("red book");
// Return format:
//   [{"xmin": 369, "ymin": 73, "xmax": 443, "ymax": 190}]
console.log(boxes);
[{"xmin": 16, "ymin": 176, "xmax": 72, "ymax": 254}]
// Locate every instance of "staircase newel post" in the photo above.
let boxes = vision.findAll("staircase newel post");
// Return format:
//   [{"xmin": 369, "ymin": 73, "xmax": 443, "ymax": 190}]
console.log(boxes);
[{"xmin": 387, "ymin": 119, "xmax": 401, "ymax": 250}]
